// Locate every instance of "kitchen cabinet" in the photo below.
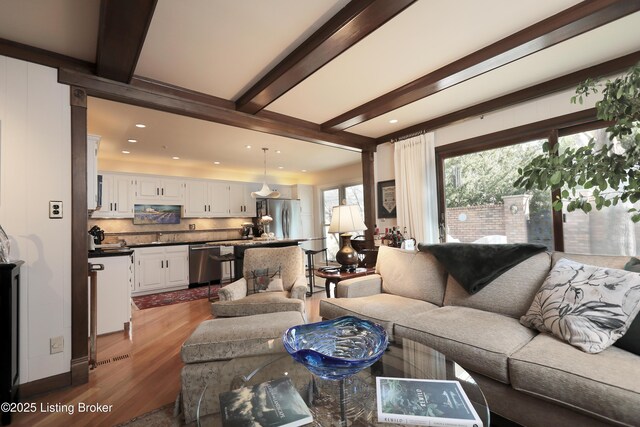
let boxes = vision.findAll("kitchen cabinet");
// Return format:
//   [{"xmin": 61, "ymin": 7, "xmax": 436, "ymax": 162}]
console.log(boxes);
[
  {"xmin": 135, "ymin": 176, "xmax": 185, "ymax": 205},
  {"xmin": 91, "ymin": 173, "xmax": 135, "ymax": 218},
  {"xmin": 88, "ymin": 254, "xmax": 132, "ymax": 335},
  {"xmin": 184, "ymin": 180, "xmax": 254, "ymax": 218},
  {"xmin": 87, "ymin": 135, "xmax": 100, "ymax": 211},
  {"xmin": 133, "ymin": 245, "xmax": 189, "ymax": 295},
  {"xmin": 292, "ymin": 184, "xmax": 313, "ymax": 215}
]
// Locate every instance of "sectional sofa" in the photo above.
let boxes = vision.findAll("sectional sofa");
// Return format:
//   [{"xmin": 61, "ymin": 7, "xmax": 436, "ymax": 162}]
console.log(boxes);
[{"xmin": 319, "ymin": 245, "xmax": 640, "ymax": 427}]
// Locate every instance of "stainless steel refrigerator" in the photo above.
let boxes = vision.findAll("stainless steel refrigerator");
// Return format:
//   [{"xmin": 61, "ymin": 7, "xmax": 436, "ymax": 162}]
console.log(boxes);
[{"xmin": 258, "ymin": 199, "xmax": 303, "ymax": 239}]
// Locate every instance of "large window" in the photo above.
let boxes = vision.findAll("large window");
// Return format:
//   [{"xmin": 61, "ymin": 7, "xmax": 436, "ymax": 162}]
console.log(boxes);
[
  {"xmin": 559, "ymin": 128, "xmax": 640, "ymax": 255},
  {"xmin": 443, "ymin": 140, "xmax": 553, "ymax": 250},
  {"xmin": 322, "ymin": 184, "xmax": 364, "ymax": 260}
]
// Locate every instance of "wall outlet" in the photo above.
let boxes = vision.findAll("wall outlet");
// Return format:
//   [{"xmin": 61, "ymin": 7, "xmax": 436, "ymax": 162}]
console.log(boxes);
[
  {"xmin": 50, "ymin": 336, "xmax": 64, "ymax": 354},
  {"xmin": 189, "ymin": 224, "xmax": 196, "ymax": 230},
  {"xmin": 49, "ymin": 201, "xmax": 63, "ymax": 219}
]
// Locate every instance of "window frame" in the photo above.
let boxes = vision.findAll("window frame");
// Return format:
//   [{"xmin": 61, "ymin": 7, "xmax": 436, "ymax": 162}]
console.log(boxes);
[{"xmin": 435, "ymin": 109, "xmax": 606, "ymax": 251}]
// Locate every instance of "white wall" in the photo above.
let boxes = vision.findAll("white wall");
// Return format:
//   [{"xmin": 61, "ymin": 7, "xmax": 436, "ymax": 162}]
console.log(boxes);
[{"xmin": 0, "ymin": 56, "xmax": 72, "ymax": 383}]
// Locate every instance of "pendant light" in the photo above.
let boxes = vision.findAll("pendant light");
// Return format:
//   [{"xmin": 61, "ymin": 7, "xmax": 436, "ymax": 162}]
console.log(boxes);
[{"xmin": 251, "ymin": 148, "xmax": 281, "ymax": 198}]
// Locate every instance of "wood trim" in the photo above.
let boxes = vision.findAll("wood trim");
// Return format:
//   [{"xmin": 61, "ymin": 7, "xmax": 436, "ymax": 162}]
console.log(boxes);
[
  {"xmin": 70, "ymin": 87, "xmax": 89, "ymax": 386},
  {"xmin": 96, "ymin": 0, "xmax": 157, "ymax": 82},
  {"xmin": 435, "ymin": 109, "xmax": 599, "ymax": 159},
  {"xmin": 58, "ymin": 68, "xmax": 376, "ymax": 151},
  {"xmin": 19, "ymin": 372, "xmax": 71, "ymax": 399},
  {"xmin": 235, "ymin": 0, "xmax": 416, "ymax": 114},
  {"xmin": 0, "ymin": 37, "xmax": 93, "ymax": 73},
  {"xmin": 361, "ymin": 150, "xmax": 376, "ymax": 241},
  {"xmin": 548, "ymin": 129, "xmax": 565, "ymax": 252},
  {"xmin": 323, "ymin": 0, "xmax": 640, "ymax": 131},
  {"xmin": 377, "ymin": 50, "xmax": 640, "ymax": 143}
]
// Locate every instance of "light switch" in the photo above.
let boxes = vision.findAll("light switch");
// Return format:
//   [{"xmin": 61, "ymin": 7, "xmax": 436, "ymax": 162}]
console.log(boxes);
[{"xmin": 49, "ymin": 201, "xmax": 63, "ymax": 219}]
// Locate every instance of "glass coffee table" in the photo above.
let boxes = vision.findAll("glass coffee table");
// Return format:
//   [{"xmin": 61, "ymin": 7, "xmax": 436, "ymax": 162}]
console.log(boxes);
[{"xmin": 196, "ymin": 337, "xmax": 489, "ymax": 426}]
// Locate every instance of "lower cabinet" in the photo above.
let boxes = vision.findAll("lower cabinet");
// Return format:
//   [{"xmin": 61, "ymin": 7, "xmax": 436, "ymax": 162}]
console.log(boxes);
[
  {"xmin": 133, "ymin": 245, "xmax": 189, "ymax": 295},
  {"xmin": 88, "ymin": 254, "xmax": 133, "ymax": 335}
]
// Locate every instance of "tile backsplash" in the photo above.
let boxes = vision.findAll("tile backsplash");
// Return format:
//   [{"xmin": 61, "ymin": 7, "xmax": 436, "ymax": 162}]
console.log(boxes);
[{"xmin": 88, "ymin": 217, "xmax": 253, "ymax": 245}]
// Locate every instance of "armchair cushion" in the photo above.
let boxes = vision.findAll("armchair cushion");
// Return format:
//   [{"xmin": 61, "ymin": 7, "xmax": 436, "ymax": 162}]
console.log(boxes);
[
  {"xmin": 211, "ymin": 291, "xmax": 305, "ymax": 318},
  {"xmin": 243, "ymin": 246, "xmax": 305, "ymax": 291}
]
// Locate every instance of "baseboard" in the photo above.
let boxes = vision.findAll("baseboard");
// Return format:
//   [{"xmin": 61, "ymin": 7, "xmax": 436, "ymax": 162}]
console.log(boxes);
[{"xmin": 20, "ymin": 371, "xmax": 71, "ymax": 399}]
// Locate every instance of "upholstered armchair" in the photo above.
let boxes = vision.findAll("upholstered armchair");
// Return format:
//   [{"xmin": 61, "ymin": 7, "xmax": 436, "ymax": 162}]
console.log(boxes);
[{"xmin": 211, "ymin": 246, "xmax": 307, "ymax": 318}]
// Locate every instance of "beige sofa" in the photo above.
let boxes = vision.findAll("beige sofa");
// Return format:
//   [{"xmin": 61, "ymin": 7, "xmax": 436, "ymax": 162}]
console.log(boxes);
[{"xmin": 319, "ymin": 245, "xmax": 640, "ymax": 427}]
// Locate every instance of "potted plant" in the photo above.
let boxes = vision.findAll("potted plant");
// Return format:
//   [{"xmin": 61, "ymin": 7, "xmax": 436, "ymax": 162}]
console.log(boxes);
[{"xmin": 514, "ymin": 62, "xmax": 640, "ymax": 222}]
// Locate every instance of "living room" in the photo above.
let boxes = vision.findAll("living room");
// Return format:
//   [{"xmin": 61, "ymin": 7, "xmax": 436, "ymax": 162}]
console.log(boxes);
[{"xmin": 0, "ymin": 1, "xmax": 639, "ymax": 426}]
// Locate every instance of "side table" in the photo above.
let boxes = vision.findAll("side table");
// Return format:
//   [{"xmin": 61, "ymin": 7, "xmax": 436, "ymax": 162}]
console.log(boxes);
[{"xmin": 315, "ymin": 267, "xmax": 376, "ymax": 298}]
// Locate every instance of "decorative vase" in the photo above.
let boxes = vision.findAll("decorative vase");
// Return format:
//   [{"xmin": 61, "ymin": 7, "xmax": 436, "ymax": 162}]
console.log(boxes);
[
  {"xmin": 0, "ymin": 225, "xmax": 10, "ymax": 263},
  {"xmin": 336, "ymin": 234, "xmax": 358, "ymax": 271}
]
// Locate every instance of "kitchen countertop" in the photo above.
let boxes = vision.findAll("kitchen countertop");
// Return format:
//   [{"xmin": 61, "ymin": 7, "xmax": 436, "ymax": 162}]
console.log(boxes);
[{"xmin": 88, "ymin": 248, "xmax": 134, "ymax": 258}]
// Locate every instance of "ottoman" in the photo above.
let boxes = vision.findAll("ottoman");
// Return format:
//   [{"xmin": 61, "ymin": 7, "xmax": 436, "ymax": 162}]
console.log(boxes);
[{"xmin": 180, "ymin": 311, "xmax": 306, "ymax": 423}]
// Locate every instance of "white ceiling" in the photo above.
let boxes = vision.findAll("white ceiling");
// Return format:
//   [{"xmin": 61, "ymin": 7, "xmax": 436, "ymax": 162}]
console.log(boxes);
[{"xmin": 0, "ymin": 0, "xmax": 638, "ymax": 181}]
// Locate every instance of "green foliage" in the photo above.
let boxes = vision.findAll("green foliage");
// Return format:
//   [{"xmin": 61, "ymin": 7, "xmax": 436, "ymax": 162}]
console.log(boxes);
[{"xmin": 515, "ymin": 62, "xmax": 640, "ymax": 221}]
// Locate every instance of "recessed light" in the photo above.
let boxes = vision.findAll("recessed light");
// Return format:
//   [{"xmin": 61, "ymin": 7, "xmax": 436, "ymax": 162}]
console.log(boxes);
[
  {"xmin": 245, "ymin": 145, "xmax": 252, "ymax": 149},
  {"xmin": 275, "ymin": 150, "xmax": 281, "ymax": 154},
  {"xmin": 278, "ymin": 166, "xmax": 284, "ymax": 169},
  {"xmin": 389, "ymin": 119, "xmax": 398, "ymax": 124},
  {"xmin": 135, "ymin": 123, "xmax": 146, "ymax": 128},
  {"xmin": 127, "ymin": 139, "xmax": 137, "ymax": 143},
  {"xmin": 172, "ymin": 156, "xmax": 180, "ymax": 160},
  {"xmin": 213, "ymin": 161, "xmax": 220, "ymax": 165},
  {"xmin": 301, "ymin": 169, "xmax": 307, "ymax": 173},
  {"xmin": 121, "ymin": 150, "xmax": 130, "ymax": 154}
]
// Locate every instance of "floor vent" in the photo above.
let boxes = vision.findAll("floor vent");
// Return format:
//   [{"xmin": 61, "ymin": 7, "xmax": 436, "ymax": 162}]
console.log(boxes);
[{"xmin": 96, "ymin": 353, "xmax": 131, "ymax": 367}]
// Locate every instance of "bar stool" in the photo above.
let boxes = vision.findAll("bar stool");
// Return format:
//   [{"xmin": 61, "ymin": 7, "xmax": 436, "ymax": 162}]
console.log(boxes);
[
  {"xmin": 305, "ymin": 248, "xmax": 328, "ymax": 296},
  {"xmin": 208, "ymin": 253, "xmax": 236, "ymax": 301}
]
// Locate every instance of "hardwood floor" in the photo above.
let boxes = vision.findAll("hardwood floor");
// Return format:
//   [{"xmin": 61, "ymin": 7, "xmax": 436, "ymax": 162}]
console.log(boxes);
[{"xmin": 11, "ymin": 291, "xmax": 327, "ymax": 426}]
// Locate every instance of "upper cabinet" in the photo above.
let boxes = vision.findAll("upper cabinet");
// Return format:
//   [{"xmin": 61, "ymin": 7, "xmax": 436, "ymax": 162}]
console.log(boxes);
[
  {"xmin": 87, "ymin": 135, "xmax": 101, "ymax": 211},
  {"xmin": 135, "ymin": 176, "xmax": 185, "ymax": 205},
  {"xmin": 91, "ymin": 173, "xmax": 135, "ymax": 218},
  {"xmin": 184, "ymin": 180, "xmax": 255, "ymax": 218}
]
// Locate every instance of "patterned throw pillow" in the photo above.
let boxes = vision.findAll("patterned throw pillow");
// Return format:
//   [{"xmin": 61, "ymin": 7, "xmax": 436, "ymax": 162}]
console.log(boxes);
[
  {"xmin": 520, "ymin": 258, "xmax": 640, "ymax": 353},
  {"xmin": 249, "ymin": 267, "xmax": 281, "ymax": 294}
]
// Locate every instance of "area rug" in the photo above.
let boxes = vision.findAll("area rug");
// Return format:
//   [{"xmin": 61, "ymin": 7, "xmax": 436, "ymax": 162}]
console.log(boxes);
[{"xmin": 132, "ymin": 285, "xmax": 220, "ymax": 310}]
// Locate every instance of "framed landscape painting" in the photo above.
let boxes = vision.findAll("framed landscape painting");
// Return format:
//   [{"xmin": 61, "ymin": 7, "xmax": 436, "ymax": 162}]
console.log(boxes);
[
  {"xmin": 133, "ymin": 205, "xmax": 181, "ymax": 225},
  {"xmin": 377, "ymin": 180, "xmax": 397, "ymax": 218}
]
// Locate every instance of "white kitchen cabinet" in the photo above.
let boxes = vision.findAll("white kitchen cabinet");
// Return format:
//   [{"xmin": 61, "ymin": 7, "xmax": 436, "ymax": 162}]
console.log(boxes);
[
  {"xmin": 135, "ymin": 176, "xmax": 185, "ymax": 205},
  {"xmin": 87, "ymin": 135, "xmax": 100, "ymax": 211},
  {"xmin": 88, "ymin": 254, "xmax": 133, "ymax": 335},
  {"xmin": 273, "ymin": 185, "xmax": 292, "ymax": 199},
  {"xmin": 91, "ymin": 173, "xmax": 135, "ymax": 218},
  {"xmin": 133, "ymin": 245, "xmax": 189, "ymax": 295},
  {"xmin": 210, "ymin": 182, "xmax": 230, "ymax": 216},
  {"xmin": 184, "ymin": 180, "xmax": 254, "ymax": 218},
  {"xmin": 292, "ymin": 184, "xmax": 313, "ymax": 215},
  {"xmin": 228, "ymin": 182, "xmax": 256, "ymax": 217}
]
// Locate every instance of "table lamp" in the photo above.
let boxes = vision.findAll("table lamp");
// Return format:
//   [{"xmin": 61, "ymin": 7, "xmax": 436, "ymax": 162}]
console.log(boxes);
[{"xmin": 328, "ymin": 203, "xmax": 367, "ymax": 272}]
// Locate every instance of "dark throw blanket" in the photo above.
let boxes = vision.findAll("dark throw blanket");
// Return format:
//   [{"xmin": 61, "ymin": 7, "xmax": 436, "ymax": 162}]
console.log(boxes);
[{"xmin": 418, "ymin": 243, "xmax": 547, "ymax": 295}]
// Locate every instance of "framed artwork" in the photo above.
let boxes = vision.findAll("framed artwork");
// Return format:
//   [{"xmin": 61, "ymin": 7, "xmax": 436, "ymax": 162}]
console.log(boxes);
[
  {"xmin": 377, "ymin": 180, "xmax": 396, "ymax": 218},
  {"xmin": 133, "ymin": 204, "xmax": 181, "ymax": 225}
]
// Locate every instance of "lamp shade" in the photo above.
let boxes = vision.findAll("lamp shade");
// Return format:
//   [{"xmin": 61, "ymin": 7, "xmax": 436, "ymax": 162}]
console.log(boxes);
[{"xmin": 328, "ymin": 205, "xmax": 367, "ymax": 234}]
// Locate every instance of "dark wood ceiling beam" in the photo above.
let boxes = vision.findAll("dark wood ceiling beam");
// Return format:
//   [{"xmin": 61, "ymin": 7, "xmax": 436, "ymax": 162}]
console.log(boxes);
[
  {"xmin": 58, "ymin": 68, "xmax": 376, "ymax": 152},
  {"xmin": 323, "ymin": 0, "xmax": 640, "ymax": 132},
  {"xmin": 235, "ymin": 0, "xmax": 416, "ymax": 114},
  {"xmin": 96, "ymin": 0, "xmax": 157, "ymax": 82},
  {"xmin": 0, "ymin": 37, "xmax": 93, "ymax": 73},
  {"xmin": 377, "ymin": 50, "xmax": 640, "ymax": 143}
]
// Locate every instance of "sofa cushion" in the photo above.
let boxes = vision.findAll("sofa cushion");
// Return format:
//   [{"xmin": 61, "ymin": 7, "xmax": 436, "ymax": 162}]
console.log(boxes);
[
  {"xmin": 211, "ymin": 291, "xmax": 304, "ymax": 317},
  {"xmin": 443, "ymin": 252, "xmax": 550, "ymax": 319},
  {"xmin": 181, "ymin": 311, "xmax": 305, "ymax": 364},
  {"xmin": 520, "ymin": 258, "xmax": 640, "ymax": 353},
  {"xmin": 319, "ymin": 293, "xmax": 438, "ymax": 342},
  {"xmin": 376, "ymin": 245, "xmax": 447, "ymax": 305},
  {"xmin": 509, "ymin": 333, "xmax": 640, "ymax": 426},
  {"xmin": 394, "ymin": 306, "xmax": 537, "ymax": 384}
]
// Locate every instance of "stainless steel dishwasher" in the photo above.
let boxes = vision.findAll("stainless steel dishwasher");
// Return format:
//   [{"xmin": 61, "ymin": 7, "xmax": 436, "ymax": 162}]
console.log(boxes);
[{"xmin": 189, "ymin": 244, "xmax": 221, "ymax": 285}]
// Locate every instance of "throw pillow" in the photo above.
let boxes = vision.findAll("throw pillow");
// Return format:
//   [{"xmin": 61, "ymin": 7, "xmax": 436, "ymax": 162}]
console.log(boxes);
[
  {"xmin": 249, "ymin": 267, "xmax": 281, "ymax": 294},
  {"xmin": 520, "ymin": 258, "xmax": 640, "ymax": 353},
  {"xmin": 614, "ymin": 258, "xmax": 640, "ymax": 355},
  {"xmin": 265, "ymin": 277, "xmax": 284, "ymax": 292}
]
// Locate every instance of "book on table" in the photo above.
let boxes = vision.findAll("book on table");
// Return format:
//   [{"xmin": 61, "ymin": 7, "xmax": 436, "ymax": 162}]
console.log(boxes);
[
  {"xmin": 376, "ymin": 377, "xmax": 483, "ymax": 427},
  {"xmin": 219, "ymin": 377, "xmax": 313, "ymax": 427}
]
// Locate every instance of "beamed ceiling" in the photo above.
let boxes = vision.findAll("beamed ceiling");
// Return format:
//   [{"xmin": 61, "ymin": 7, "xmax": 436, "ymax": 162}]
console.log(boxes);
[{"xmin": 1, "ymin": 0, "xmax": 639, "ymax": 181}]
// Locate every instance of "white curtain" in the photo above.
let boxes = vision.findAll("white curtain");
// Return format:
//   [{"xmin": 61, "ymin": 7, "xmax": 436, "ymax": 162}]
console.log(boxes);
[{"xmin": 394, "ymin": 132, "xmax": 439, "ymax": 244}]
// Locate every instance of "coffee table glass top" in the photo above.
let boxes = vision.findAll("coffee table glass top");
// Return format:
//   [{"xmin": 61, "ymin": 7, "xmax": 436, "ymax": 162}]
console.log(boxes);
[{"xmin": 196, "ymin": 337, "xmax": 489, "ymax": 426}]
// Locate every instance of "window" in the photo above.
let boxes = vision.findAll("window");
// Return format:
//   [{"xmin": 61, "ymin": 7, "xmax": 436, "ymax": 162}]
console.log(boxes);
[
  {"xmin": 442, "ymin": 140, "xmax": 553, "ymax": 249},
  {"xmin": 559, "ymin": 128, "xmax": 640, "ymax": 255},
  {"xmin": 322, "ymin": 184, "xmax": 365, "ymax": 260}
]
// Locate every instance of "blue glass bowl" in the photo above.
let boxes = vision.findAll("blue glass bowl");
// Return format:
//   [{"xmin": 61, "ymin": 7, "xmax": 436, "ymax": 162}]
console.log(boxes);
[{"xmin": 283, "ymin": 316, "xmax": 388, "ymax": 380}]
